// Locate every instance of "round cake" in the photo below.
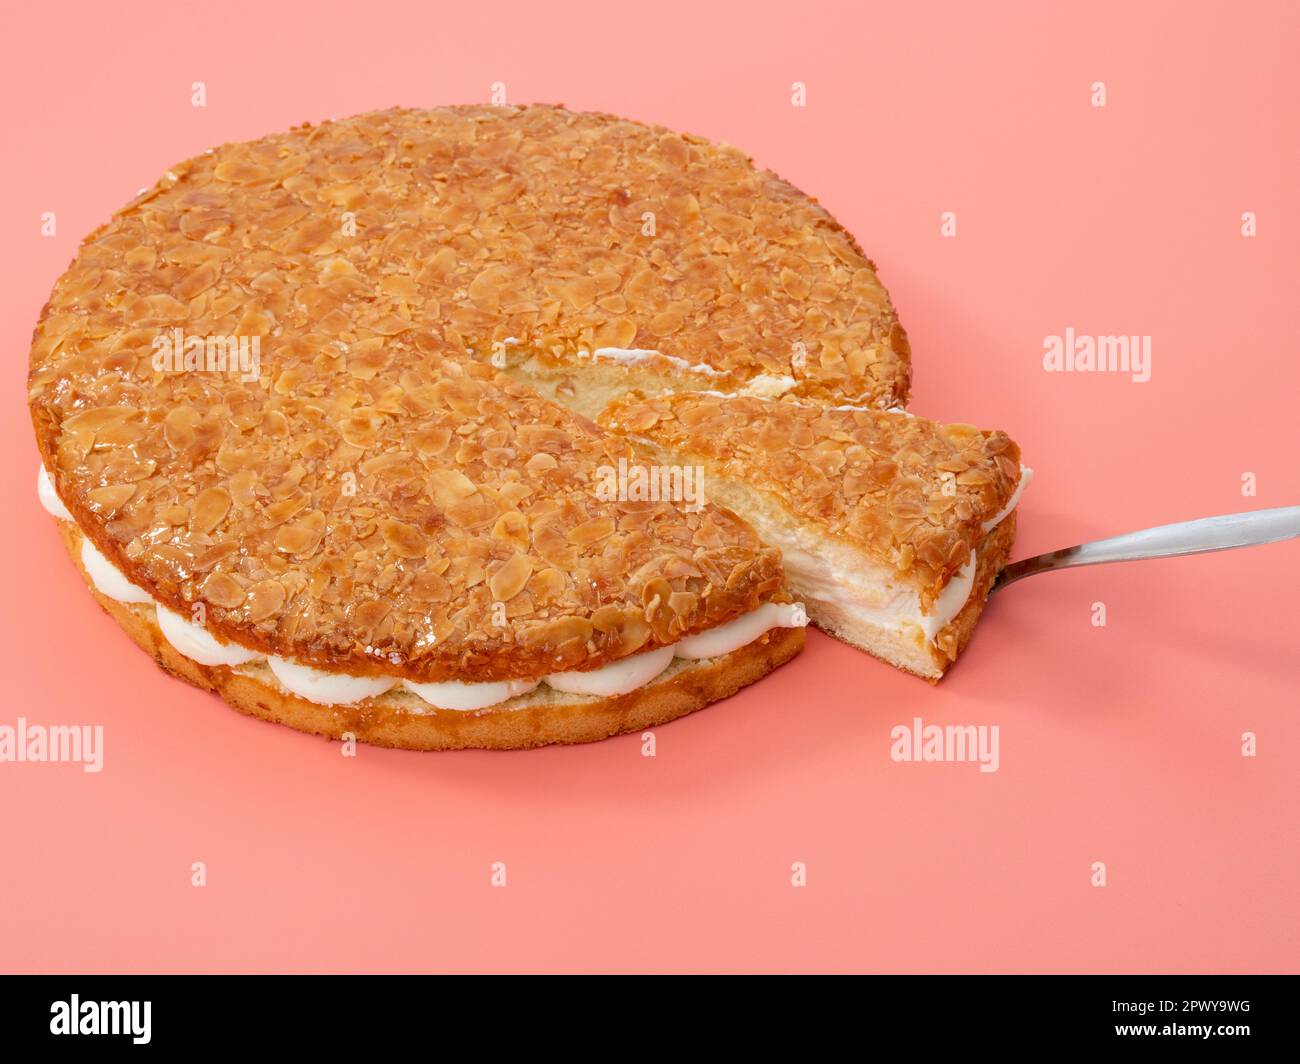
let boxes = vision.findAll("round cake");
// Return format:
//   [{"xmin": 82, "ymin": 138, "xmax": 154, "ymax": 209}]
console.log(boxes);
[{"xmin": 26, "ymin": 105, "xmax": 922, "ymax": 749}]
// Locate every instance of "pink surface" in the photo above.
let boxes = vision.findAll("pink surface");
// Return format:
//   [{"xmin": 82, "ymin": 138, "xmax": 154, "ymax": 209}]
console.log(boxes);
[{"xmin": 2, "ymin": 0, "xmax": 1298, "ymax": 973}]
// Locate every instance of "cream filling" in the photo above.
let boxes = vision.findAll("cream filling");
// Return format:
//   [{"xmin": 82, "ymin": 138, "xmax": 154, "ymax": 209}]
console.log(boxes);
[
  {"xmin": 921, "ymin": 553, "xmax": 976, "ymax": 640},
  {"xmin": 40, "ymin": 464, "xmax": 804, "ymax": 711},
  {"xmin": 80, "ymin": 538, "xmax": 154, "ymax": 605},
  {"xmin": 267, "ymin": 657, "xmax": 397, "ymax": 706},
  {"xmin": 729, "ymin": 495, "xmax": 975, "ymax": 644},
  {"xmin": 739, "ymin": 374, "xmax": 798, "ymax": 398},
  {"xmin": 983, "ymin": 466, "xmax": 1033, "ymax": 532},
  {"xmin": 402, "ymin": 677, "xmax": 540, "ymax": 712},
  {"xmin": 675, "ymin": 602, "xmax": 807, "ymax": 659},
  {"xmin": 704, "ymin": 463, "xmax": 1031, "ymax": 645},
  {"xmin": 37, "ymin": 465, "xmax": 74, "ymax": 520},
  {"xmin": 786, "ymin": 538, "xmax": 962, "ymax": 640},
  {"xmin": 544, "ymin": 644, "xmax": 677, "ymax": 696},
  {"xmin": 156, "ymin": 604, "xmax": 262, "ymax": 667}
]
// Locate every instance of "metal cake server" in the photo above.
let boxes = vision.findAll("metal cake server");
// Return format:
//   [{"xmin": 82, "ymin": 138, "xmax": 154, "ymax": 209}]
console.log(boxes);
[{"xmin": 991, "ymin": 506, "xmax": 1300, "ymax": 592}]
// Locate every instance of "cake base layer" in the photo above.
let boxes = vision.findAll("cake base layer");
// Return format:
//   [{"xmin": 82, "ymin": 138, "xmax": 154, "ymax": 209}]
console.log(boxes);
[{"xmin": 56, "ymin": 521, "xmax": 804, "ymax": 751}]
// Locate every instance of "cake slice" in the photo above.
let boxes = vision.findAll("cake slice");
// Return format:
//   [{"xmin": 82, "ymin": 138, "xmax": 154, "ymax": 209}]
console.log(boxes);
[
  {"xmin": 25, "ymin": 103, "xmax": 1018, "ymax": 748},
  {"xmin": 600, "ymin": 393, "xmax": 1029, "ymax": 680}
]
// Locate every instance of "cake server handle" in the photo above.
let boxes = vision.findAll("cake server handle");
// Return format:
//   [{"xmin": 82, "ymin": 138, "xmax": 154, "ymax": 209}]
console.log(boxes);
[{"xmin": 991, "ymin": 506, "xmax": 1300, "ymax": 592}]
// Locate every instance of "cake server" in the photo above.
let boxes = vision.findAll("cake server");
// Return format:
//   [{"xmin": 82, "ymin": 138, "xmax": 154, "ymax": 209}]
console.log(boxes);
[{"xmin": 991, "ymin": 505, "xmax": 1300, "ymax": 592}]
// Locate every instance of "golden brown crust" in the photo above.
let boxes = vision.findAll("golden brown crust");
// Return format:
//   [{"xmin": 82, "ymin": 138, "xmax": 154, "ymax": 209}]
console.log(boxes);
[
  {"xmin": 600, "ymin": 392, "xmax": 1022, "ymax": 608},
  {"xmin": 56, "ymin": 518, "xmax": 804, "ymax": 750}
]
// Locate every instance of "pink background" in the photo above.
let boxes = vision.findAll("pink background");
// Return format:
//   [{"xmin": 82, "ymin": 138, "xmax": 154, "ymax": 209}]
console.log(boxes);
[{"xmin": 2, "ymin": 0, "xmax": 1297, "ymax": 973}]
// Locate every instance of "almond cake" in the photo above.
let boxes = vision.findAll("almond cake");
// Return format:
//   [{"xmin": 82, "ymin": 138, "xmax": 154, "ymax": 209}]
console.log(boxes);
[
  {"xmin": 600, "ymin": 393, "xmax": 1030, "ymax": 679},
  {"xmin": 28, "ymin": 105, "xmax": 1026, "ymax": 749}
]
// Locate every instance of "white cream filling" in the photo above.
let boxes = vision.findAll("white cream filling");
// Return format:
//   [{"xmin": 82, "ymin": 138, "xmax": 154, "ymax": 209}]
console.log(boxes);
[
  {"xmin": 675, "ymin": 602, "xmax": 807, "ymax": 659},
  {"xmin": 920, "ymin": 552, "xmax": 976, "ymax": 640},
  {"xmin": 402, "ymin": 677, "xmax": 540, "ymax": 712},
  {"xmin": 982, "ymin": 465, "xmax": 1033, "ymax": 532},
  {"xmin": 42, "ymin": 465, "xmax": 797, "ymax": 710},
  {"xmin": 37, "ymin": 465, "xmax": 74, "ymax": 520},
  {"xmin": 267, "ymin": 656, "xmax": 397, "ymax": 706},
  {"xmin": 694, "ymin": 460, "xmax": 1030, "ymax": 647},
  {"xmin": 80, "ymin": 538, "xmax": 155, "ymax": 605},
  {"xmin": 739, "ymin": 374, "xmax": 798, "ymax": 398},
  {"xmin": 156, "ymin": 604, "xmax": 262, "ymax": 667},
  {"xmin": 733, "ymin": 497, "xmax": 979, "ymax": 645},
  {"xmin": 544, "ymin": 644, "xmax": 677, "ymax": 696},
  {"xmin": 781, "ymin": 538, "xmax": 932, "ymax": 635},
  {"xmin": 788, "ymin": 542, "xmax": 972, "ymax": 642}
]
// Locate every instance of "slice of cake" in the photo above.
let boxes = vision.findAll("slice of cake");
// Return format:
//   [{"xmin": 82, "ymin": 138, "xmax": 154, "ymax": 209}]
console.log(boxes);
[
  {"xmin": 26, "ymin": 103, "xmax": 1026, "ymax": 750},
  {"xmin": 600, "ymin": 393, "xmax": 1030, "ymax": 679}
]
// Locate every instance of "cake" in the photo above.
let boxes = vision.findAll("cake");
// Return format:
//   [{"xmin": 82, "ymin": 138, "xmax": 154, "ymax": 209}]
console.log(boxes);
[
  {"xmin": 27, "ymin": 104, "xmax": 1026, "ymax": 749},
  {"xmin": 599, "ymin": 392, "xmax": 1030, "ymax": 679}
]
